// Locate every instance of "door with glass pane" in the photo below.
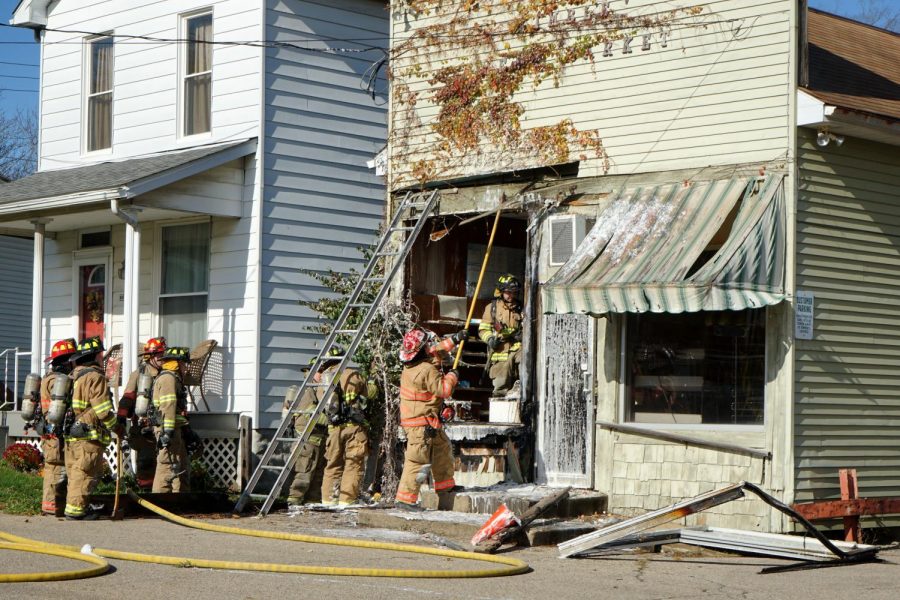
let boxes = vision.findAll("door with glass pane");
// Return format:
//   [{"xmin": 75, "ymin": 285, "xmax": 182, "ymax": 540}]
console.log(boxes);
[
  {"xmin": 74, "ymin": 254, "xmax": 110, "ymax": 343},
  {"xmin": 158, "ymin": 222, "xmax": 210, "ymax": 347},
  {"xmin": 536, "ymin": 313, "xmax": 595, "ymax": 487}
]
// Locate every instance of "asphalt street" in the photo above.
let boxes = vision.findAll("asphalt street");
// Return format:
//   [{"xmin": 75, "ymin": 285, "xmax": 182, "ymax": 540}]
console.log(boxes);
[{"xmin": 0, "ymin": 511, "xmax": 898, "ymax": 599}]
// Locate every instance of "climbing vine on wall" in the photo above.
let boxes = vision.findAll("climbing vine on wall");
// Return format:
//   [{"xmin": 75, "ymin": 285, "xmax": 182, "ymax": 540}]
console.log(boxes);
[{"xmin": 390, "ymin": 0, "xmax": 704, "ymax": 186}]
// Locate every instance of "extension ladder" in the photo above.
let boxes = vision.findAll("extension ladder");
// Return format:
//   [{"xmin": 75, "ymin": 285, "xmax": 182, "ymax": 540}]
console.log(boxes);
[{"xmin": 233, "ymin": 190, "xmax": 439, "ymax": 515}]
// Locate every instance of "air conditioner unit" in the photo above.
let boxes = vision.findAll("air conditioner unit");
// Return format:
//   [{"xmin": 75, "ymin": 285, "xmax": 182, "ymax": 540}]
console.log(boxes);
[{"xmin": 548, "ymin": 214, "xmax": 588, "ymax": 266}]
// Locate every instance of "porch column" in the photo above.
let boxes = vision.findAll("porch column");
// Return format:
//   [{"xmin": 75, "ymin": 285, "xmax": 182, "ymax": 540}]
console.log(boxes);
[
  {"xmin": 129, "ymin": 223, "xmax": 141, "ymax": 374},
  {"xmin": 122, "ymin": 225, "xmax": 135, "ymax": 379},
  {"xmin": 29, "ymin": 219, "xmax": 49, "ymax": 373},
  {"xmin": 121, "ymin": 220, "xmax": 141, "ymax": 379}
]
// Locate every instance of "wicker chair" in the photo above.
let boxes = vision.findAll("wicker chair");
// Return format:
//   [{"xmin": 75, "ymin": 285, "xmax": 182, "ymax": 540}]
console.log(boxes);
[
  {"xmin": 103, "ymin": 344, "xmax": 124, "ymax": 389},
  {"xmin": 183, "ymin": 339, "xmax": 219, "ymax": 411}
]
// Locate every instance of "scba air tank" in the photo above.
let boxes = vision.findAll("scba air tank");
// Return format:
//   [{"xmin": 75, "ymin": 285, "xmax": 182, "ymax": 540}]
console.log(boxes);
[
  {"xmin": 47, "ymin": 374, "xmax": 72, "ymax": 425},
  {"xmin": 20, "ymin": 373, "xmax": 42, "ymax": 419},
  {"xmin": 134, "ymin": 372, "xmax": 154, "ymax": 417}
]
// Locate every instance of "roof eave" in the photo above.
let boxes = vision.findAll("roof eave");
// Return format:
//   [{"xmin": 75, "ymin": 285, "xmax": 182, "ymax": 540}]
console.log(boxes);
[
  {"xmin": 0, "ymin": 189, "xmax": 119, "ymax": 218},
  {"xmin": 797, "ymin": 90, "xmax": 900, "ymax": 147},
  {"xmin": 10, "ymin": 0, "xmax": 50, "ymax": 27}
]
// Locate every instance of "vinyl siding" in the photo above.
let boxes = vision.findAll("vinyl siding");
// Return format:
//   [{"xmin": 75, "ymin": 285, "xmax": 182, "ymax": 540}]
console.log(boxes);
[
  {"xmin": 0, "ymin": 235, "xmax": 33, "ymax": 391},
  {"xmin": 39, "ymin": 0, "xmax": 261, "ymax": 170},
  {"xmin": 259, "ymin": 0, "xmax": 387, "ymax": 428},
  {"xmin": 794, "ymin": 128, "xmax": 900, "ymax": 502},
  {"xmin": 389, "ymin": 0, "xmax": 793, "ymax": 187}
]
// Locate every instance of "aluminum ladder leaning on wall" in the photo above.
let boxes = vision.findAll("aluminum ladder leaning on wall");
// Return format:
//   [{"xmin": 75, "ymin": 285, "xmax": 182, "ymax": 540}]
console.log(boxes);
[{"xmin": 233, "ymin": 189, "xmax": 439, "ymax": 516}]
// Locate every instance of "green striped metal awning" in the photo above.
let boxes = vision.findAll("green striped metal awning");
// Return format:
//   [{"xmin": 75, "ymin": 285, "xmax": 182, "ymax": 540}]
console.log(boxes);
[{"xmin": 543, "ymin": 174, "xmax": 786, "ymax": 314}]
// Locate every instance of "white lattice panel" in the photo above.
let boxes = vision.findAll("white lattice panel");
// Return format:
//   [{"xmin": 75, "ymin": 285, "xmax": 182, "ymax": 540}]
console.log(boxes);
[
  {"xmin": 11, "ymin": 434, "xmax": 239, "ymax": 490},
  {"xmin": 202, "ymin": 437, "xmax": 238, "ymax": 489}
]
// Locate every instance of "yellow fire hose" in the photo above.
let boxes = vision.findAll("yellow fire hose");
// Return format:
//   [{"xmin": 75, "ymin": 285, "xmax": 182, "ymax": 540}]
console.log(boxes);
[
  {"xmin": 453, "ymin": 206, "xmax": 502, "ymax": 370},
  {"xmin": 0, "ymin": 541, "xmax": 110, "ymax": 583},
  {"xmin": 0, "ymin": 490, "xmax": 528, "ymax": 581}
]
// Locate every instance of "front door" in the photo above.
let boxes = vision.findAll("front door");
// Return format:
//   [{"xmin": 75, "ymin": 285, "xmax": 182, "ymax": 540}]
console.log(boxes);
[
  {"xmin": 536, "ymin": 313, "xmax": 595, "ymax": 487},
  {"xmin": 74, "ymin": 255, "xmax": 110, "ymax": 343}
]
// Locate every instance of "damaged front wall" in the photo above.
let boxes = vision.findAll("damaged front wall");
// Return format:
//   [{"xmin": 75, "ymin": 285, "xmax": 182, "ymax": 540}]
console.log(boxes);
[{"xmin": 533, "ymin": 212, "xmax": 795, "ymax": 532}]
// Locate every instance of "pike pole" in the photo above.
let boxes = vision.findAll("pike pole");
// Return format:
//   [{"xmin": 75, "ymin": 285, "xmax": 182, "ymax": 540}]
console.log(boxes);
[{"xmin": 453, "ymin": 206, "xmax": 502, "ymax": 369}]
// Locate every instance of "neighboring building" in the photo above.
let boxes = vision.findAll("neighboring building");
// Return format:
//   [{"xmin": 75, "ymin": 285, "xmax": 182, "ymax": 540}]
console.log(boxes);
[
  {"xmin": 1, "ymin": 0, "xmax": 388, "ymax": 435},
  {"xmin": 0, "ymin": 167, "xmax": 33, "ymax": 407},
  {"xmin": 388, "ymin": 1, "xmax": 900, "ymax": 531}
]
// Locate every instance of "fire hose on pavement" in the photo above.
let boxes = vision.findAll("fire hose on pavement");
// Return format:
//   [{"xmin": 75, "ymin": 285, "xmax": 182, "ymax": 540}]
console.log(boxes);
[{"xmin": 0, "ymin": 490, "xmax": 529, "ymax": 582}]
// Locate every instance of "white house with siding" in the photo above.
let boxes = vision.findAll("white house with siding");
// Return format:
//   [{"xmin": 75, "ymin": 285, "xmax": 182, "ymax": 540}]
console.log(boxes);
[
  {"xmin": 1, "ymin": 0, "xmax": 388, "ymax": 435},
  {"xmin": 388, "ymin": 0, "xmax": 900, "ymax": 531}
]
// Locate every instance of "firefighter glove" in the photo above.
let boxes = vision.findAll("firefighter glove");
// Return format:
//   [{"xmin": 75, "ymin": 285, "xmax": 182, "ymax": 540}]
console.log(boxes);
[
  {"xmin": 448, "ymin": 369, "xmax": 459, "ymax": 380},
  {"xmin": 451, "ymin": 329, "xmax": 468, "ymax": 344},
  {"xmin": 487, "ymin": 336, "xmax": 500, "ymax": 350},
  {"xmin": 158, "ymin": 431, "xmax": 173, "ymax": 449}
]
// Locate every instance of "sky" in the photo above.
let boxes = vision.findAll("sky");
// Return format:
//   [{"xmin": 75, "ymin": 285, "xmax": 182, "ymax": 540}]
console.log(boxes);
[{"xmin": 0, "ymin": 0, "xmax": 894, "ymax": 116}]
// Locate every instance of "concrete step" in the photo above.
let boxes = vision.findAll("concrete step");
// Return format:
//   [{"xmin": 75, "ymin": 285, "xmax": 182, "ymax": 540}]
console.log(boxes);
[{"xmin": 417, "ymin": 484, "xmax": 608, "ymax": 518}]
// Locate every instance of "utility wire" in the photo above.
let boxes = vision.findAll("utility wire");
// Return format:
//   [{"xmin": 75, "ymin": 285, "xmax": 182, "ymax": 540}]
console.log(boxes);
[
  {"xmin": 0, "ymin": 60, "xmax": 39, "ymax": 68},
  {"xmin": 0, "ymin": 74, "xmax": 39, "ymax": 79}
]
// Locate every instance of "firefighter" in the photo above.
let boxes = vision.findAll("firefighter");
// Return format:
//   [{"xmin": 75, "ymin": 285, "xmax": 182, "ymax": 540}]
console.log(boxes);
[
  {"xmin": 395, "ymin": 326, "xmax": 467, "ymax": 510},
  {"xmin": 119, "ymin": 337, "xmax": 167, "ymax": 488},
  {"xmin": 64, "ymin": 336, "xmax": 121, "ymax": 520},
  {"xmin": 151, "ymin": 346, "xmax": 192, "ymax": 493},
  {"xmin": 31, "ymin": 338, "xmax": 77, "ymax": 516},
  {"xmin": 478, "ymin": 273, "xmax": 523, "ymax": 397},
  {"xmin": 319, "ymin": 347, "xmax": 373, "ymax": 507},
  {"xmin": 282, "ymin": 354, "xmax": 341, "ymax": 506}
]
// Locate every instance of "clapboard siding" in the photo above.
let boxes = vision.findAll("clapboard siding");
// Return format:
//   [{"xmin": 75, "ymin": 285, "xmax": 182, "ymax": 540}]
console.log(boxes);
[
  {"xmin": 39, "ymin": 0, "xmax": 261, "ymax": 170},
  {"xmin": 0, "ymin": 235, "xmax": 33, "ymax": 388},
  {"xmin": 389, "ymin": 0, "xmax": 793, "ymax": 187},
  {"xmin": 259, "ymin": 0, "xmax": 387, "ymax": 428},
  {"xmin": 794, "ymin": 128, "xmax": 900, "ymax": 501}
]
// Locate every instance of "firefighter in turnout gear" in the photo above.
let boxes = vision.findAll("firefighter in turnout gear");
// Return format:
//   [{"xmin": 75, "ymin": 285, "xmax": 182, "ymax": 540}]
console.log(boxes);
[
  {"xmin": 64, "ymin": 336, "xmax": 121, "ymax": 520},
  {"xmin": 281, "ymin": 354, "xmax": 335, "ymax": 505},
  {"xmin": 28, "ymin": 338, "xmax": 77, "ymax": 516},
  {"xmin": 120, "ymin": 337, "xmax": 166, "ymax": 488},
  {"xmin": 478, "ymin": 274, "xmax": 523, "ymax": 396},
  {"xmin": 395, "ymin": 326, "xmax": 466, "ymax": 509},
  {"xmin": 151, "ymin": 346, "xmax": 192, "ymax": 493},
  {"xmin": 320, "ymin": 347, "xmax": 372, "ymax": 506}
]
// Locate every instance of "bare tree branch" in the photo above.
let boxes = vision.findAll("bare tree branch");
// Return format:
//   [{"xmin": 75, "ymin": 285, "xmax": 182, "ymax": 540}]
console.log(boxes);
[{"xmin": 0, "ymin": 106, "xmax": 38, "ymax": 181}]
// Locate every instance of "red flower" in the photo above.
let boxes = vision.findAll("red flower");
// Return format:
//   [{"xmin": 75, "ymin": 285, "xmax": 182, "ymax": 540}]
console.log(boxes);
[{"xmin": 2, "ymin": 443, "xmax": 43, "ymax": 472}]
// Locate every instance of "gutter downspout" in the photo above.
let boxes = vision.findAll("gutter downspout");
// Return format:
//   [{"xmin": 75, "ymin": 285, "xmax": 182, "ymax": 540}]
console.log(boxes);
[{"xmin": 111, "ymin": 199, "xmax": 140, "ymax": 381}]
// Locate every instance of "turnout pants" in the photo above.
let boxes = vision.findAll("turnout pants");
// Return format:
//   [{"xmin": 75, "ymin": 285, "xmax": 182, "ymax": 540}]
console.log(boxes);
[
  {"xmin": 490, "ymin": 348, "xmax": 522, "ymax": 395},
  {"xmin": 64, "ymin": 440, "xmax": 105, "ymax": 518},
  {"xmin": 321, "ymin": 424, "xmax": 368, "ymax": 504},
  {"xmin": 287, "ymin": 431, "xmax": 327, "ymax": 504},
  {"xmin": 396, "ymin": 427, "xmax": 455, "ymax": 504},
  {"xmin": 153, "ymin": 428, "xmax": 190, "ymax": 493},
  {"xmin": 40, "ymin": 436, "xmax": 66, "ymax": 516}
]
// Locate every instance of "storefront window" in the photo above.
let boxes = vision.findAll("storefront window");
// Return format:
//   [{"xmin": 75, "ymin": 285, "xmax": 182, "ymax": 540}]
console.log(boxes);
[{"xmin": 625, "ymin": 309, "xmax": 765, "ymax": 425}]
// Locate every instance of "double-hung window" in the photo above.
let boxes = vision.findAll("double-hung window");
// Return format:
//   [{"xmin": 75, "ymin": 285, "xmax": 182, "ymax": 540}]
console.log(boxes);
[
  {"xmin": 159, "ymin": 222, "xmax": 210, "ymax": 347},
  {"xmin": 183, "ymin": 11, "xmax": 213, "ymax": 136},
  {"xmin": 86, "ymin": 36, "xmax": 113, "ymax": 152}
]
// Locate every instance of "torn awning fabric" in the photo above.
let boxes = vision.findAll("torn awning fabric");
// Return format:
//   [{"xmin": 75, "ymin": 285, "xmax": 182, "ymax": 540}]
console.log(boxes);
[{"xmin": 543, "ymin": 174, "xmax": 786, "ymax": 314}]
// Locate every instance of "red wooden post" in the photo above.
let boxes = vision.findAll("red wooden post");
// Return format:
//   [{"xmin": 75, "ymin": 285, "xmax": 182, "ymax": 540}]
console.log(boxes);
[{"xmin": 839, "ymin": 468, "xmax": 860, "ymax": 543}]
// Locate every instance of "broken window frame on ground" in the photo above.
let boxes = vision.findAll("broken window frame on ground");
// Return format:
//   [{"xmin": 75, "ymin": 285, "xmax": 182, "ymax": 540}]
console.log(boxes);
[{"xmin": 558, "ymin": 481, "xmax": 879, "ymax": 572}]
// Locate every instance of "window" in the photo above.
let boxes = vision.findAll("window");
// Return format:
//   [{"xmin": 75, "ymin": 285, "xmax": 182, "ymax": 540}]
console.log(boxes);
[
  {"xmin": 79, "ymin": 229, "xmax": 111, "ymax": 249},
  {"xmin": 183, "ymin": 12, "xmax": 213, "ymax": 136},
  {"xmin": 86, "ymin": 36, "xmax": 113, "ymax": 152},
  {"xmin": 625, "ymin": 309, "xmax": 766, "ymax": 426},
  {"xmin": 159, "ymin": 222, "xmax": 210, "ymax": 347}
]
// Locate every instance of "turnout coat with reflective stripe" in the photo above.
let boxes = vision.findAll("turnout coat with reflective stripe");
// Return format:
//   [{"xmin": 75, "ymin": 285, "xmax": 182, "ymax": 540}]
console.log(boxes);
[
  {"xmin": 478, "ymin": 299, "xmax": 522, "ymax": 361},
  {"xmin": 66, "ymin": 364, "xmax": 115, "ymax": 443},
  {"xmin": 399, "ymin": 359, "xmax": 458, "ymax": 429},
  {"xmin": 153, "ymin": 369, "xmax": 189, "ymax": 430}
]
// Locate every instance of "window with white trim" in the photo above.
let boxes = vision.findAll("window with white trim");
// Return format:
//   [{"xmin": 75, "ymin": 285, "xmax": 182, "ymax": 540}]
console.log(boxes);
[
  {"xmin": 86, "ymin": 36, "xmax": 113, "ymax": 152},
  {"xmin": 159, "ymin": 222, "xmax": 210, "ymax": 347},
  {"xmin": 182, "ymin": 11, "xmax": 213, "ymax": 136}
]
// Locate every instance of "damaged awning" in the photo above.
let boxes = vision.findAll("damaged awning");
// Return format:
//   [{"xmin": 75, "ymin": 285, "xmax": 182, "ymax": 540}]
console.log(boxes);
[{"xmin": 543, "ymin": 174, "xmax": 786, "ymax": 314}]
